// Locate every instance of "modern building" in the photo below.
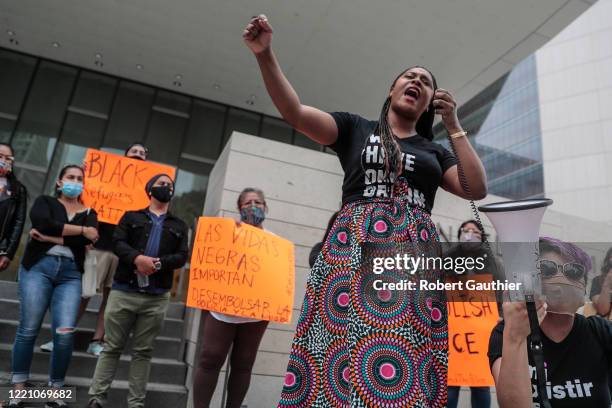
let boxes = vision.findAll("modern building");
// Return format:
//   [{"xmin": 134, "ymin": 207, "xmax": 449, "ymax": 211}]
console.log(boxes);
[
  {"xmin": 433, "ymin": 0, "xmax": 612, "ymax": 228},
  {"xmin": 0, "ymin": 1, "xmax": 604, "ymax": 407},
  {"xmin": 433, "ymin": 55, "xmax": 545, "ymax": 200},
  {"xmin": 0, "ymin": 46, "xmax": 334, "ymax": 280}
]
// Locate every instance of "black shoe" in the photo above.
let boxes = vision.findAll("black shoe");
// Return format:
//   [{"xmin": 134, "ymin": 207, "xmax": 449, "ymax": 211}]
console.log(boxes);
[
  {"xmin": 45, "ymin": 400, "xmax": 68, "ymax": 408},
  {"xmin": 7, "ymin": 399, "xmax": 24, "ymax": 408},
  {"xmin": 86, "ymin": 399, "xmax": 103, "ymax": 408}
]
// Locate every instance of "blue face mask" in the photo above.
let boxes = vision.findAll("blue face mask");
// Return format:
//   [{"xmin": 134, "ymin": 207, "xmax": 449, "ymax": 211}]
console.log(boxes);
[
  {"xmin": 240, "ymin": 205, "xmax": 265, "ymax": 226},
  {"xmin": 61, "ymin": 181, "xmax": 83, "ymax": 198}
]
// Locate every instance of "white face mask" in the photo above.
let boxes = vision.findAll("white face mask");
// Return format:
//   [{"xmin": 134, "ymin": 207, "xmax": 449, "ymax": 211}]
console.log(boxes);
[
  {"xmin": 542, "ymin": 279, "xmax": 585, "ymax": 315},
  {"xmin": 459, "ymin": 232, "xmax": 480, "ymax": 242}
]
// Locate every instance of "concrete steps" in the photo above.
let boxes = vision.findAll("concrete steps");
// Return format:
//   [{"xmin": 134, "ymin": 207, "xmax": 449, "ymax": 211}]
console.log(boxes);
[
  {"xmin": 0, "ymin": 374, "xmax": 187, "ymax": 407},
  {"xmin": 0, "ymin": 281, "xmax": 189, "ymax": 407}
]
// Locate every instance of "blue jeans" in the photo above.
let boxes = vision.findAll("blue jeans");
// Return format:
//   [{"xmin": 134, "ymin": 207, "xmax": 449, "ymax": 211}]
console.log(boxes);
[
  {"xmin": 447, "ymin": 386, "xmax": 491, "ymax": 408},
  {"xmin": 11, "ymin": 255, "xmax": 82, "ymax": 387}
]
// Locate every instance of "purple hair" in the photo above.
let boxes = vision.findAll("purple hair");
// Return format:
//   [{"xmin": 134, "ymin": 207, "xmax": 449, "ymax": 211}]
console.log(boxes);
[{"xmin": 539, "ymin": 237, "xmax": 592, "ymax": 274}]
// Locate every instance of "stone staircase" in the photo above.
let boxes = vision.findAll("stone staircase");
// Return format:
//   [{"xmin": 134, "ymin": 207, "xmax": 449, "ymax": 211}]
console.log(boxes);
[{"xmin": 0, "ymin": 281, "xmax": 189, "ymax": 407}]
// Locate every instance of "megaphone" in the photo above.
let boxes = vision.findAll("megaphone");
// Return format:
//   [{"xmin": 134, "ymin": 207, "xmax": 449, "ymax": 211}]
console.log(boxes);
[
  {"xmin": 479, "ymin": 198, "xmax": 553, "ymax": 301},
  {"xmin": 479, "ymin": 198, "xmax": 555, "ymax": 408}
]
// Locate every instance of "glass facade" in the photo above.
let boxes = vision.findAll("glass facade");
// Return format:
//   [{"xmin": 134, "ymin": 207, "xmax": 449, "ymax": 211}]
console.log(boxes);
[
  {"xmin": 0, "ymin": 47, "xmax": 329, "ymax": 279},
  {"xmin": 0, "ymin": 47, "xmax": 331, "ymax": 215},
  {"xmin": 434, "ymin": 55, "xmax": 544, "ymax": 199}
]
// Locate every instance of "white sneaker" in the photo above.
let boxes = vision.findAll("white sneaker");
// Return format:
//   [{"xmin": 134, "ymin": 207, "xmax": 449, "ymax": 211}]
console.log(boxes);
[
  {"xmin": 40, "ymin": 340, "xmax": 53, "ymax": 352},
  {"xmin": 87, "ymin": 341, "xmax": 104, "ymax": 356}
]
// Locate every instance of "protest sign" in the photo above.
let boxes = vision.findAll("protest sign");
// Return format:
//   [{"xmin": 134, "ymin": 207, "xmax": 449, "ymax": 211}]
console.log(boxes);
[
  {"xmin": 447, "ymin": 274, "xmax": 499, "ymax": 387},
  {"xmin": 82, "ymin": 149, "xmax": 176, "ymax": 224},
  {"xmin": 187, "ymin": 217, "xmax": 295, "ymax": 323}
]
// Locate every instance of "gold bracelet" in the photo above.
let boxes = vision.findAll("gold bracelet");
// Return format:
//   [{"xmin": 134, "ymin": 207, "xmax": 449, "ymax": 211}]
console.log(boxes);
[{"xmin": 449, "ymin": 130, "xmax": 467, "ymax": 139}]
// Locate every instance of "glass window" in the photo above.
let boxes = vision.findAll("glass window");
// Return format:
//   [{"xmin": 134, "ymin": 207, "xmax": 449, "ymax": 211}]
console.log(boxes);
[
  {"xmin": 12, "ymin": 61, "xmax": 77, "ymax": 169},
  {"xmin": 104, "ymin": 81, "xmax": 154, "ymax": 150},
  {"xmin": 173, "ymin": 158, "xmax": 213, "ymax": 229},
  {"xmin": 0, "ymin": 49, "xmax": 37, "ymax": 116},
  {"xmin": 260, "ymin": 117, "xmax": 293, "ymax": 143},
  {"xmin": 0, "ymin": 118, "xmax": 14, "ymax": 143},
  {"xmin": 223, "ymin": 108, "xmax": 259, "ymax": 144},
  {"xmin": 145, "ymin": 112, "xmax": 187, "ymax": 165},
  {"xmin": 43, "ymin": 143, "xmax": 89, "ymax": 195},
  {"xmin": 293, "ymin": 131, "xmax": 322, "ymax": 151},
  {"xmin": 12, "ymin": 167, "xmax": 47, "ymax": 207},
  {"xmin": 61, "ymin": 112, "xmax": 106, "ymax": 147},
  {"xmin": 71, "ymin": 71, "xmax": 116, "ymax": 115},
  {"xmin": 183, "ymin": 100, "xmax": 226, "ymax": 161},
  {"xmin": 155, "ymin": 90, "xmax": 191, "ymax": 113}
]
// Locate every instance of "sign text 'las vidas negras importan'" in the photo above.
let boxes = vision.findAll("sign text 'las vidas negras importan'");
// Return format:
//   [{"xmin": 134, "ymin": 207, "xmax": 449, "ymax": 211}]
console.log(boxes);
[{"xmin": 187, "ymin": 217, "xmax": 295, "ymax": 324}]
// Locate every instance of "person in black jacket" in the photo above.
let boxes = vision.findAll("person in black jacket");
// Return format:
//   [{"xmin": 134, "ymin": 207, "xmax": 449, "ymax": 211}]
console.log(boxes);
[
  {"xmin": 0, "ymin": 143, "xmax": 27, "ymax": 272},
  {"xmin": 9, "ymin": 164, "xmax": 98, "ymax": 408},
  {"xmin": 87, "ymin": 173, "xmax": 188, "ymax": 408},
  {"xmin": 40, "ymin": 142, "xmax": 151, "ymax": 355}
]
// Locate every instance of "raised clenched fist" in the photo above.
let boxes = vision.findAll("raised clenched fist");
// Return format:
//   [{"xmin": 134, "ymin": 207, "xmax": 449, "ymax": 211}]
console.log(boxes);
[{"xmin": 243, "ymin": 14, "xmax": 273, "ymax": 54}]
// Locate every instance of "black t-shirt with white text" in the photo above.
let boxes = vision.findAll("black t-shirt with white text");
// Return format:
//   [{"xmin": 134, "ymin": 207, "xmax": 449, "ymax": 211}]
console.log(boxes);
[
  {"xmin": 328, "ymin": 112, "xmax": 456, "ymax": 212},
  {"xmin": 488, "ymin": 315, "xmax": 612, "ymax": 407}
]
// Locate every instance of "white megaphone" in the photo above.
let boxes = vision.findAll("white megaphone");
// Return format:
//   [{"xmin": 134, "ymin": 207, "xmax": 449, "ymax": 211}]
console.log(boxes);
[{"xmin": 479, "ymin": 198, "xmax": 553, "ymax": 301}]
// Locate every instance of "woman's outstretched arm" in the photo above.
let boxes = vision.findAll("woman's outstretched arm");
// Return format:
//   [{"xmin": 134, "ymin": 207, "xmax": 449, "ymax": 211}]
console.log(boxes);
[{"xmin": 244, "ymin": 15, "xmax": 338, "ymax": 146}]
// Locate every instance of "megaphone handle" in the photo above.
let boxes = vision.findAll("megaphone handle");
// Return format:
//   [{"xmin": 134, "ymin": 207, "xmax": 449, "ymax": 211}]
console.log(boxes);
[{"xmin": 525, "ymin": 296, "xmax": 552, "ymax": 408}]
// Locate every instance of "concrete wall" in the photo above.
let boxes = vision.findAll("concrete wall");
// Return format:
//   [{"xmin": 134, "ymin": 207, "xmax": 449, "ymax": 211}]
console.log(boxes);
[
  {"xmin": 184, "ymin": 132, "xmax": 611, "ymax": 408},
  {"xmin": 184, "ymin": 132, "xmax": 343, "ymax": 408}
]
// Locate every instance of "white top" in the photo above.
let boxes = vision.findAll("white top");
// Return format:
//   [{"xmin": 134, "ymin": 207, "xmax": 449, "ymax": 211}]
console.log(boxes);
[
  {"xmin": 47, "ymin": 245, "xmax": 74, "ymax": 259},
  {"xmin": 209, "ymin": 226, "xmax": 275, "ymax": 325},
  {"xmin": 210, "ymin": 311, "xmax": 261, "ymax": 324},
  {"xmin": 44, "ymin": 210, "xmax": 87, "ymax": 259}
]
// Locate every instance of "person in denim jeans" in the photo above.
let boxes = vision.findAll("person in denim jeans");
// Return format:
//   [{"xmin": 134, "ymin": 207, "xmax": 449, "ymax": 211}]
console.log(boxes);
[
  {"xmin": 9, "ymin": 165, "xmax": 99, "ymax": 408},
  {"xmin": 40, "ymin": 142, "xmax": 151, "ymax": 356}
]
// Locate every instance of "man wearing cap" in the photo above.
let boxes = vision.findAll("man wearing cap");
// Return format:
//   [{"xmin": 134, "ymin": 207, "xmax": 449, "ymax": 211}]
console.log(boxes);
[{"xmin": 87, "ymin": 173, "xmax": 188, "ymax": 408}]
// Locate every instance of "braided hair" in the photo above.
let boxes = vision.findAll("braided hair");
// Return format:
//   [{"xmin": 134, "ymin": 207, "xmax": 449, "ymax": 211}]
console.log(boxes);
[{"xmin": 375, "ymin": 66, "xmax": 438, "ymax": 179}]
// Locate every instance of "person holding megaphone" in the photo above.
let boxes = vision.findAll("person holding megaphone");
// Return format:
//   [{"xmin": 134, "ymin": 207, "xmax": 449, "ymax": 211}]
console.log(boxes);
[{"xmin": 489, "ymin": 238, "xmax": 612, "ymax": 408}]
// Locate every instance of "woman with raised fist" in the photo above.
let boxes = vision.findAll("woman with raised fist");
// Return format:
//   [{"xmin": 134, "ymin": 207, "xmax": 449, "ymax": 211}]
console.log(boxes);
[{"xmin": 243, "ymin": 14, "xmax": 487, "ymax": 408}]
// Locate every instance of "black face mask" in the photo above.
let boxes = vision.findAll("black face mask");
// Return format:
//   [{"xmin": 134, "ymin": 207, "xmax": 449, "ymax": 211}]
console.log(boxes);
[{"xmin": 150, "ymin": 185, "xmax": 173, "ymax": 203}]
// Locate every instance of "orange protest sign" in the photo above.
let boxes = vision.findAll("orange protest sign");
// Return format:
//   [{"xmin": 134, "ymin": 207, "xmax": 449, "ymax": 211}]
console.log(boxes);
[
  {"xmin": 447, "ymin": 274, "xmax": 499, "ymax": 387},
  {"xmin": 187, "ymin": 217, "xmax": 295, "ymax": 323},
  {"xmin": 82, "ymin": 149, "xmax": 176, "ymax": 224}
]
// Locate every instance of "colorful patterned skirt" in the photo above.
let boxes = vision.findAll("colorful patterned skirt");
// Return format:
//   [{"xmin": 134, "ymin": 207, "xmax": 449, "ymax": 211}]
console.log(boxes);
[{"xmin": 279, "ymin": 190, "xmax": 448, "ymax": 407}]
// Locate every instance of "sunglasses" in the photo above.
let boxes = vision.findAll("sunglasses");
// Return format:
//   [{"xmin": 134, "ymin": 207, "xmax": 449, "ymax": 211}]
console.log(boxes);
[{"xmin": 537, "ymin": 259, "xmax": 586, "ymax": 282}]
